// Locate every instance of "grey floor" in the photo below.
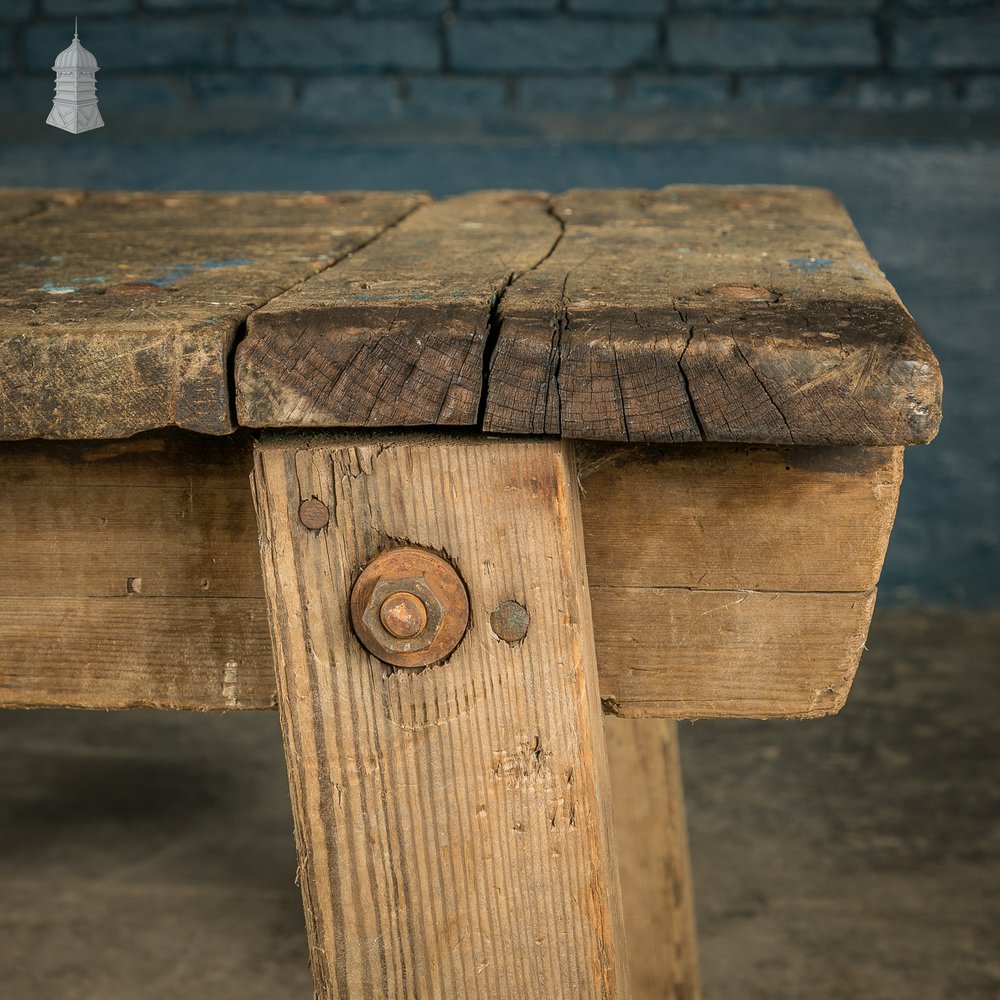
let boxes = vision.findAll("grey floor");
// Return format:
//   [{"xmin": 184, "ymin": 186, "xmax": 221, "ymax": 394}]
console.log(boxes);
[{"xmin": 0, "ymin": 608, "xmax": 996, "ymax": 999}]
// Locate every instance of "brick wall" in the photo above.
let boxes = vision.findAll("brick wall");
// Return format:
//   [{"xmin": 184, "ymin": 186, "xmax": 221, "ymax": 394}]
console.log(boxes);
[{"xmin": 2, "ymin": 1, "xmax": 999, "ymax": 122}]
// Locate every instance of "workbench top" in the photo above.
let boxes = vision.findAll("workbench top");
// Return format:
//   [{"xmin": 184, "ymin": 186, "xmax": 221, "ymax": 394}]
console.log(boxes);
[{"xmin": 0, "ymin": 186, "xmax": 941, "ymax": 445}]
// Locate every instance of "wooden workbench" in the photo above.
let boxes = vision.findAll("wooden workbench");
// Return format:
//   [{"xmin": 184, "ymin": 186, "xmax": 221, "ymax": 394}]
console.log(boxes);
[{"xmin": 0, "ymin": 186, "xmax": 941, "ymax": 1000}]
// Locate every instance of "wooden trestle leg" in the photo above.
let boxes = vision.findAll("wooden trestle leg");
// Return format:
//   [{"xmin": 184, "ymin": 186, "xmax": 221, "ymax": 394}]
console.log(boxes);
[
  {"xmin": 607, "ymin": 717, "xmax": 700, "ymax": 1000},
  {"xmin": 252, "ymin": 434, "xmax": 630, "ymax": 999}
]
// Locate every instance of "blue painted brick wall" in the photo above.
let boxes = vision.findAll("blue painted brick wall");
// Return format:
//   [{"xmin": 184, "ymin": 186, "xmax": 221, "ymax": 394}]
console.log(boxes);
[{"xmin": 2, "ymin": 1, "xmax": 998, "ymax": 121}]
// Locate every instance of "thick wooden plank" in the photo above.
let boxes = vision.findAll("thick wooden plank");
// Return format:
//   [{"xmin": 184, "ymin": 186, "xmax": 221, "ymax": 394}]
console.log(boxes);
[
  {"xmin": 0, "ymin": 431, "xmax": 263, "ymax": 599},
  {"xmin": 607, "ymin": 717, "xmax": 699, "ymax": 1000},
  {"xmin": 0, "ymin": 434, "xmax": 898, "ymax": 718},
  {"xmin": 593, "ymin": 587, "xmax": 876, "ymax": 719},
  {"xmin": 577, "ymin": 442, "xmax": 902, "ymax": 593},
  {"xmin": 483, "ymin": 186, "xmax": 942, "ymax": 445},
  {"xmin": 0, "ymin": 189, "xmax": 425, "ymax": 439},
  {"xmin": 252, "ymin": 434, "xmax": 629, "ymax": 999},
  {"xmin": 0, "ymin": 189, "xmax": 83, "ymax": 227},
  {"xmin": 0, "ymin": 596, "xmax": 273, "ymax": 711},
  {"xmin": 235, "ymin": 191, "xmax": 562, "ymax": 429},
  {"xmin": 2, "ymin": 186, "xmax": 941, "ymax": 445},
  {"xmin": 580, "ymin": 441, "xmax": 898, "ymax": 718},
  {"xmin": 0, "ymin": 589, "xmax": 874, "ymax": 719}
]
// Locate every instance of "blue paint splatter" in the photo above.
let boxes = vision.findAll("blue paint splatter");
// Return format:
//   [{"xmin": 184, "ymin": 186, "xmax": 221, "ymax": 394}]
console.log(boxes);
[
  {"xmin": 787, "ymin": 257, "xmax": 834, "ymax": 273},
  {"xmin": 202, "ymin": 257, "xmax": 253, "ymax": 269},
  {"xmin": 39, "ymin": 275, "xmax": 109, "ymax": 294},
  {"xmin": 148, "ymin": 258, "xmax": 253, "ymax": 287},
  {"xmin": 148, "ymin": 264, "xmax": 196, "ymax": 286},
  {"xmin": 39, "ymin": 259, "xmax": 254, "ymax": 293}
]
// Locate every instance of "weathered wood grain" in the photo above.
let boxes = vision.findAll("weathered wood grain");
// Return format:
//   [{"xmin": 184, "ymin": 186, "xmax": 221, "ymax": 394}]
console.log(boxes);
[
  {"xmin": 2, "ymin": 186, "xmax": 941, "ymax": 446},
  {"xmin": 0, "ymin": 596, "xmax": 272, "ymax": 711},
  {"xmin": 593, "ymin": 587, "xmax": 877, "ymax": 720},
  {"xmin": 607, "ymin": 717, "xmax": 699, "ymax": 1000},
  {"xmin": 252, "ymin": 434, "xmax": 629, "ymax": 999},
  {"xmin": 235, "ymin": 190, "xmax": 562, "ymax": 429},
  {"xmin": 0, "ymin": 434, "xmax": 898, "ymax": 718},
  {"xmin": 577, "ymin": 442, "xmax": 902, "ymax": 593},
  {"xmin": 0, "ymin": 189, "xmax": 83, "ymax": 227},
  {"xmin": 580, "ymin": 441, "xmax": 899, "ymax": 719},
  {"xmin": 0, "ymin": 189, "xmax": 425, "ymax": 439},
  {"xmin": 483, "ymin": 186, "xmax": 942, "ymax": 446},
  {"xmin": 0, "ymin": 431, "xmax": 263, "ymax": 599}
]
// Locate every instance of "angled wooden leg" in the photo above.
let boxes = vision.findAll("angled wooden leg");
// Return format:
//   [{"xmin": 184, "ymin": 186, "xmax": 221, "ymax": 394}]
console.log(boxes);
[
  {"xmin": 606, "ymin": 717, "xmax": 700, "ymax": 1000},
  {"xmin": 252, "ymin": 434, "xmax": 629, "ymax": 1000}
]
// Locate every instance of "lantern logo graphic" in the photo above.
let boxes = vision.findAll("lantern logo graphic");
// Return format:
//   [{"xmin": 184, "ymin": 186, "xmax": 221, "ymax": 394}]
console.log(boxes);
[{"xmin": 47, "ymin": 19, "xmax": 104, "ymax": 134}]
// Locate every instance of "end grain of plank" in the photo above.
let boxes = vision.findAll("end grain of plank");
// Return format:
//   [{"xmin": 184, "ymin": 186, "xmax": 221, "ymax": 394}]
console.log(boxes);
[
  {"xmin": 483, "ymin": 186, "xmax": 941, "ymax": 446},
  {"xmin": 236, "ymin": 191, "xmax": 562, "ymax": 430}
]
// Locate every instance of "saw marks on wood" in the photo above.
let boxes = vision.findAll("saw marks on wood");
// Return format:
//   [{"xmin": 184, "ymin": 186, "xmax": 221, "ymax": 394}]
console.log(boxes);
[{"xmin": 0, "ymin": 189, "xmax": 424, "ymax": 439}]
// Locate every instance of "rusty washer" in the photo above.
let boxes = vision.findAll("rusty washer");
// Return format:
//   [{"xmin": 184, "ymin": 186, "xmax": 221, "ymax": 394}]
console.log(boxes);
[{"xmin": 350, "ymin": 546, "xmax": 469, "ymax": 668}]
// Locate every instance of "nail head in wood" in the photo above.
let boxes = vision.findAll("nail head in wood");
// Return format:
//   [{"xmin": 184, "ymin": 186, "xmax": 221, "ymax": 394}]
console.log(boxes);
[
  {"xmin": 490, "ymin": 599, "xmax": 530, "ymax": 644},
  {"xmin": 350, "ymin": 545, "xmax": 469, "ymax": 668},
  {"xmin": 298, "ymin": 498, "xmax": 329, "ymax": 530}
]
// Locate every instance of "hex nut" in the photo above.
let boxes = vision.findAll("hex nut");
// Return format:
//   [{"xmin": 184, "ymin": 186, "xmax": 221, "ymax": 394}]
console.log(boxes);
[
  {"xmin": 350, "ymin": 546, "xmax": 469, "ymax": 668},
  {"xmin": 360, "ymin": 575, "xmax": 444, "ymax": 655}
]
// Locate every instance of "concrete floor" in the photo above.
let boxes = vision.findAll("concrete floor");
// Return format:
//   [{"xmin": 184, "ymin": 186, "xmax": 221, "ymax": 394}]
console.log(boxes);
[{"xmin": 1, "ymin": 609, "xmax": 997, "ymax": 999}]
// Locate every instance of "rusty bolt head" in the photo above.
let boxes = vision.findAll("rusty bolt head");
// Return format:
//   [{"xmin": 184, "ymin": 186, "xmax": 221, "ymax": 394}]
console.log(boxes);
[
  {"xmin": 490, "ymin": 600, "xmax": 530, "ymax": 644},
  {"xmin": 298, "ymin": 498, "xmax": 329, "ymax": 530},
  {"xmin": 350, "ymin": 546, "xmax": 469, "ymax": 668},
  {"xmin": 379, "ymin": 591, "xmax": 427, "ymax": 639}
]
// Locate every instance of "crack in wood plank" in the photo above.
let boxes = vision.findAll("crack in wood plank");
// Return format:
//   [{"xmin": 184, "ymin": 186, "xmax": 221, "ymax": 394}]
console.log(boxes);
[
  {"xmin": 236, "ymin": 192, "xmax": 563, "ymax": 431},
  {"xmin": 481, "ymin": 186, "xmax": 941, "ymax": 445}
]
